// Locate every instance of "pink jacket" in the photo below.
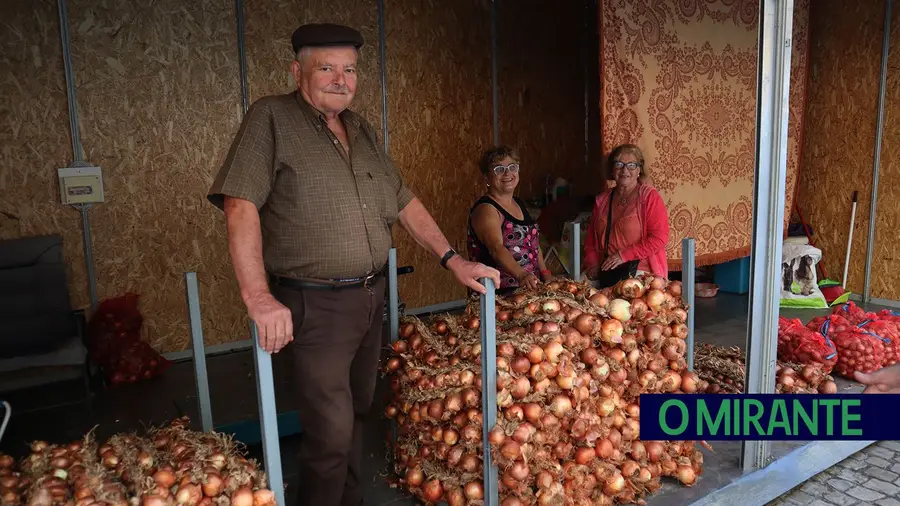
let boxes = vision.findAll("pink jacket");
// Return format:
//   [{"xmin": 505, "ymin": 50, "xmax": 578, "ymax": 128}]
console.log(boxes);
[{"xmin": 583, "ymin": 184, "xmax": 670, "ymax": 278}]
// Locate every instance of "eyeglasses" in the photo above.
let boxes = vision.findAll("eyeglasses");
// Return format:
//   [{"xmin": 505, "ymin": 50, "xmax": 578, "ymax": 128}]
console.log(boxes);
[
  {"xmin": 492, "ymin": 163, "xmax": 520, "ymax": 176},
  {"xmin": 613, "ymin": 161, "xmax": 641, "ymax": 172}
]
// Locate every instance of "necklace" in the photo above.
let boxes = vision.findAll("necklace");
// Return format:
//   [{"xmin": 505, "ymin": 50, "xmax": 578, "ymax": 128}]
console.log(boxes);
[{"xmin": 618, "ymin": 186, "xmax": 637, "ymax": 205}]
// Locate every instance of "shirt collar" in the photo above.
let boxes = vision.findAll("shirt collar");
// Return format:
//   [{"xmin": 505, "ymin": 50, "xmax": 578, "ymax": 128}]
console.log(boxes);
[{"xmin": 293, "ymin": 90, "xmax": 361, "ymax": 130}]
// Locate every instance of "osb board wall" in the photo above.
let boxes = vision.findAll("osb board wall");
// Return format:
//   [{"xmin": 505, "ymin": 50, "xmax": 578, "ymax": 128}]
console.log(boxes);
[
  {"xmin": 796, "ymin": 0, "xmax": 890, "ymax": 297},
  {"xmin": 0, "ymin": 0, "xmax": 86, "ymax": 311},
  {"xmin": 385, "ymin": 0, "xmax": 493, "ymax": 307},
  {"xmin": 599, "ymin": 0, "xmax": 810, "ymax": 269},
  {"xmin": 496, "ymin": 0, "xmax": 590, "ymax": 198}
]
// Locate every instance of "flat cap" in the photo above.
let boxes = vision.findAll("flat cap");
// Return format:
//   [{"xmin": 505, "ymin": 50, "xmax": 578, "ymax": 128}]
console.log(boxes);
[{"xmin": 291, "ymin": 23, "xmax": 364, "ymax": 53}]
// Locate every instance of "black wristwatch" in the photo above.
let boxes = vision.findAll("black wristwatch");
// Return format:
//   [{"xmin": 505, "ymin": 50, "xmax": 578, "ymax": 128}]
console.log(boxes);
[{"xmin": 440, "ymin": 249, "xmax": 458, "ymax": 269}]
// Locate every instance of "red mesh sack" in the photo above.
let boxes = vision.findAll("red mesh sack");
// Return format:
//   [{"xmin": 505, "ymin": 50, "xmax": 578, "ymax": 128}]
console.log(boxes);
[
  {"xmin": 86, "ymin": 294, "xmax": 169, "ymax": 385},
  {"xmin": 877, "ymin": 309, "xmax": 900, "ymax": 324},
  {"xmin": 832, "ymin": 301, "xmax": 877, "ymax": 325},
  {"xmin": 777, "ymin": 317, "xmax": 837, "ymax": 374},
  {"xmin": 855, "ymin": 317, "xmax": 900, "ymax": 367},
  {"xmin": 811, "ymin": 314, "xmax": 888, "ymax": 378}
]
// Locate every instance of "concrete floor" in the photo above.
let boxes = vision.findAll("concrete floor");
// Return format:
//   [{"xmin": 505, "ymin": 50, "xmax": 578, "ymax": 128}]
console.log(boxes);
[{"xmin": 0, "ymin": 292, "xmax": 878, "ymax": 505}]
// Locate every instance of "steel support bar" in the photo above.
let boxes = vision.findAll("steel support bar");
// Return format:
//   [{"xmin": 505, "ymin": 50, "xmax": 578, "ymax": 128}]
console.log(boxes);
[
  {"xmin": 573, "ymin": 223, "xmax": 581, "ymax": 281},
  {"xmin": 389, "ymin": 249, "xmax": 399, "ymax": 343},
  {"xmin": 863, "ymin": 0, "xmax": 893, "ymax": 304},
  {"xmin": 185, "ymin": 272, "xmax": 213, "ymax": 432},
  {"xmin": 235, "ymin": 0, "xmax": 249, "ymax": 115},
  {"xmin": 479, "ymin": 278, "xmax": 499, "ymax": 505},
  {"xmin": 741, "ymin": 0, "xmax": 794, "ymax": 473},
  {"xmin": 490, "ymin": 0, "xmax": 499, "ymax": 144},
  {"xmin": 79, "ymin": 205, "xmax": 98, "ymax": 313},
  {"xmin": 377, "ymin": 0, "xmax": 390, "ymax": 153},
  {"xmin": 250, "ymin": 323, "xmax": 285, "ymax": 506},
  {"xmin": 681, "ymin": 238, "xmax": 695, "ymax": 371}
]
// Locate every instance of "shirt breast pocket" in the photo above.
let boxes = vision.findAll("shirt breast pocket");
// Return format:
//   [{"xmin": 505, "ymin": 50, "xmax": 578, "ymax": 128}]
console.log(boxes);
[{"xmin": 368, "ymin": 171, "xmax": 399, "ymax": 225}]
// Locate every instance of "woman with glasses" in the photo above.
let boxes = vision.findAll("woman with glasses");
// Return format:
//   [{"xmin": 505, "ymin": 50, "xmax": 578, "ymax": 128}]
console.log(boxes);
[
  {"xmin": 583, "ymin": 144, "xmax": 670, "ymax": 287},
  {"xmin": 467, "ymin": 145, "xmax": 551, "ymax": 293}
]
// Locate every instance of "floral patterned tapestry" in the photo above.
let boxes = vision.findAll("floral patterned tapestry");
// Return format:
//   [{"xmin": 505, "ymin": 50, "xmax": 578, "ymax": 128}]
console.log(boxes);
[{"xmin": 599, "ymin": 0, "xmax": 810, "ymax": 268}]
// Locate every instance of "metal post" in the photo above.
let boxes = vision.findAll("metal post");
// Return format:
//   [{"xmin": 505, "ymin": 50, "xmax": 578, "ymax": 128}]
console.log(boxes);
[
  {"xmin": 573, "ymin": 222, "xmax": 581, "ymax": 281},
  {"xmin": 389, "ymin": 248, "xmax": 399, "ymax": 342},
  {"xmin": 681, "ymin": 239, "xmax": 695, "ymax": 371},
  {"xmin": 479, "ymin": 278, "xmax": 499, "ymax": 504},
  {"xmin": 741, "ymin": 0, "xmax": 793, "ymax": 473},
  {"xmin": 250, "ymin": 322, "xmax": 285, "ymax": 506},
  {"xmin": 490, "ymin": 0, "xmax": 499, "ymax": 145},
  {"xmin": 57, "ymin": 0, "xmax": 83, "ymax": 163},
  {"xmin": 185, "ymin": 272, "xmax": 214, "ymax": 432},
  {"xmin": 863, "ymin": 0, "xmax": 892, "ymax": 305},
  {"xmin": 235, "ymin": 0, "xmax": 249, "ymax": 115},
  {"xmin": 79, "ymin": 205, "xmax": 98, "ymax": 313},
  {"xmin": 378, "ymin": 0, "xmax": 390, "ymax": 154}
]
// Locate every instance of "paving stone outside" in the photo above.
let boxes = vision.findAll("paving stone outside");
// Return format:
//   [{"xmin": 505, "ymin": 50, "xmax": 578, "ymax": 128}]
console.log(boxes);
[{"xmin": 769, "ymin": 441, "xmax": 900, "ymax": 506}]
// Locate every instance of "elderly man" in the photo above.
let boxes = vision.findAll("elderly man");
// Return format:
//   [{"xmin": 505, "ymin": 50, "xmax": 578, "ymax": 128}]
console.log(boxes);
[{"xmin": 207, "ymin": 23, "xmax": 499, "ymax": 506}]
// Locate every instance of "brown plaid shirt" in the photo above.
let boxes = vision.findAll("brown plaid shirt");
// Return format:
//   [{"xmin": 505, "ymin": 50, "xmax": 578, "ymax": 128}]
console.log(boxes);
[{"xmin": 208, "ymin": 91, "xmax": 415, "ymax": 280}]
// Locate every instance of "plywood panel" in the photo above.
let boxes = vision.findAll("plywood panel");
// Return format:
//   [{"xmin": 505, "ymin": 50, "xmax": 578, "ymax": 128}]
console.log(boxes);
[
  {"xmin": 0, "ymin": 0, "xmax": 87, "ymax": 309},
  {"xmin": 68, "ymin": 0, "xmax": 243, "ymax": 352},
  {"xmin": 797, "ymin": 0, "xmax": 885, "ymax": 295},
  {"xmin": 870, "ymin": 5, "xmax": 900, "ymax": 300},
  {"xmin": 496, "ymin": 0, "xmax": 588, "ymax": 198},
  {"xmin": 386, "ymin": 0, "xmax": 493, "ymax": 307}
]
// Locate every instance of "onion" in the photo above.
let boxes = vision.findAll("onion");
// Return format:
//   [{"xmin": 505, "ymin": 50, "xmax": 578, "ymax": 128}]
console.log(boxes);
[
  {"xmin": 447, "ymin": 446, "xmax": 465, "ymax": 467},
  {"xmin": 443, "ymin": 428, "xmax": 460, "ymax": 446},
  {"xmin": 646, "ymin": 442, "xmax": 665, "ymax": 462},
  {"xmin": 645, "ymin": 289, "xmax": 665, "ymax": 311},
  {"xmin": 422, "ymin": 479, "xmax": 443, "ymax": 501},
  {"xmin": 176, "ymin": 483, "xmax": 202, "ymax": 505},
  {"xmin": 669, "ymin": 280, "xmax": 683, "ymax": 296},
  {"xmin": 511, "ymin": 376, "xmax": 531, "ymax": 399},
  {"xmin": 510, "ymin": 356, "xmax": 531, "ymax": 374},
  {"xmin": 405, "ymin": 466, "xmax": 424, "ymax": 487},
  {"xmin": 677, "ymin": 464, "xmax": 697, "ymax": 486},
  {"xmin": 661, "ymin": 370, "xmax": 683, "ymax": 392},
  {"xmin": 549, "ymin": 395, "xmax": 573, "ymax": 417},
  {"xmin": 509, "ymin": 461, "xmax": 530, "ymax": 481},
  {"xmin": 608, "ymin": 299, "xmax": 632, "ymax": 322},
  {"xmin": 575, "ymin": 447, "xmax": 595, "ymax": 465},
  {"xmin": 488, "ymin": 426, "xmax": 506, "ymax": 445},
  {"xmin": 617, "ymin": 278, "xmax": 645, "ymax": 299},
  {"xmin": 542, "ymin": 299, "xmax": 561, "ymax": 314},
  {"xmin": 512, "ymin": 423, "xmax": 536, "ymax": 444},
  {"xmin": 603, "ymin": 472, "xmax": 625, "ymax": 495},
  {"xmin": 643, "ymin": 324, "xmax": 663, "ymax": 346},
  {"xmin": 819, "ymin": 380, "xmax": 838, "ymax": 394},
  {"xmin": 153, "ymin": 469, "xmax": 176, "ymax": 489},
  {"xmin": 523, "ymin": 403, "xmax": 542, "ymax": 423},
  {"xmin": 671, "ymin": 323, "xmax": 688, "ymax": 339},
  {"xmin": 203, "ymin": 473, "xmax": 224, "ymax": 497},
  {"xmin": 581, "ymin": 347, "xmax": 599, "ymax": 365},
  {"xmin": 600, "ymin": 319, "xmax": 624, "ymax": 344},
  {"xmin": 527, "ymin": 345, "xmax": 545, "ymax": 364},
  {"xmin": 596, "ymin": 438, "xmax": 614, "ymax": 458},
  {"xmin": 505, "ymin": 404, "xmax": 524, "ymax": 421},
  {"xmin": 573, "ymin": 314, "xmax": 600, "ymax": 336},
  {"xmin": 460, "ymin": 454, "xmax": 479, "ymax": 473},
  {"xmin": 544, "ymin": 341, "xmax": 564, "ymax": 363},
  {"xmin": 501, "ymin": 440, "xmax": 521, "ymax": 461},
  {"xmin": 621, "ymin": 460, "xmax": 640, "ymax": 478},
  {"xmin": 681, "ymin": 371, "xmax": 700, "ymax": 393},
  {"xmin": 631, "ymin": 298, "xmax": 649, "ymax": 319}
]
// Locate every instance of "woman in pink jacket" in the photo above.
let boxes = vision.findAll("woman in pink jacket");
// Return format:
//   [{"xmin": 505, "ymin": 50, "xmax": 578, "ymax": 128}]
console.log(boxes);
[{"xmin": 583, "ymin": 144, "xmax": 670, "ymax": 287}]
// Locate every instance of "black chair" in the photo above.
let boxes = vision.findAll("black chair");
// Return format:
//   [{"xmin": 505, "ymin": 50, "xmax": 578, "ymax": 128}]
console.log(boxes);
[{"xmin": 0, "ymin": 234, "xmax": 93, "ymax": 414}]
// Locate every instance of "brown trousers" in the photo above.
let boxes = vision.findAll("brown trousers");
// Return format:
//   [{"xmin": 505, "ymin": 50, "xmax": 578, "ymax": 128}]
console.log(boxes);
[{"xmin": 273, "ymin": 277, "xmax": 385, "ymax": 506}]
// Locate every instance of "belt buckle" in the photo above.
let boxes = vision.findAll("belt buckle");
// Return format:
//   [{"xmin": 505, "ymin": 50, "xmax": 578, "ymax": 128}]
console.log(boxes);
[{"xmin": 363, "ymin": 272, "xmax": 376, "ymax": 289}]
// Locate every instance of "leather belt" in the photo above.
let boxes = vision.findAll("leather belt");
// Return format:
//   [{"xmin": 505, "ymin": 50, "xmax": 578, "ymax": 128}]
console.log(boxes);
[{"xmin": 269, "ymin": 269, "xmax": 385, "ymax": 291}]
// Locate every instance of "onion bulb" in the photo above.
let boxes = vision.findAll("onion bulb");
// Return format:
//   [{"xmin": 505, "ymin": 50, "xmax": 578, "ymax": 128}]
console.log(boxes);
[
  {"xmin": 422, "ymin": 479, "xmax": 443, "ymax": 501},
  {"xmin": 608, "ymin": 299, "xmax": 632, "ymax": 322}
]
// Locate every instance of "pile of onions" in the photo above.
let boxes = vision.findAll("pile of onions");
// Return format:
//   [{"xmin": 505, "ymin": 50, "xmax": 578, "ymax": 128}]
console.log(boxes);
[
  {"xmin": 0, "ymin": 417, "xmax": 276, "ymax": 506},
  {"xmin": 384, "ymin": 275, "xmax": 707, "ymax": 505},
  {"xmin": 694, "ymin": 343, "xmax": 838, "ymax": 395}
]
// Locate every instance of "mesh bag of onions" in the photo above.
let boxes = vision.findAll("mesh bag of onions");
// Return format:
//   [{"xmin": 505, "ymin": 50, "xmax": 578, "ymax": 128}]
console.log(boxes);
[
  {"xmin": 832, "ymin": 301, "xmax": 877, "ymax": 326},
  {"xmin": 87, "ymin": 294, "xmax": 170, "ymax": 385},
  {"xmin": 0, "ymin": 417, "xmax": 276, "ymax": 506},
  {"xmin": 776, "ymin": 317, "xmax": 837, "ymax": 374},
  {"xmin": 855, "ymin": 318, "xmax": 900, "ymax": 367},
  {"xmin": 383, "ymin": 275, "xmax": 710, "ymax": 505},
  {"xmin": 808, "ymin": 314, "xmax": 888, "ymax": 378}
]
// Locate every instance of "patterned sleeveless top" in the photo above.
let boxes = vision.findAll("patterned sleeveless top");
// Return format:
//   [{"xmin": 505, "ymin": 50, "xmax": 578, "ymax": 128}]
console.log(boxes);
[{"xmin": 466, "ymin": 196, "xmax": 541, "ymax": 291}]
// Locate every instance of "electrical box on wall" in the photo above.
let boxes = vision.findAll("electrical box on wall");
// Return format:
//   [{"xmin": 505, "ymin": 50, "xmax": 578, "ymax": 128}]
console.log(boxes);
[{"xmin": 58, "ymin": 166, "xmax": 105, "ymax": 205}]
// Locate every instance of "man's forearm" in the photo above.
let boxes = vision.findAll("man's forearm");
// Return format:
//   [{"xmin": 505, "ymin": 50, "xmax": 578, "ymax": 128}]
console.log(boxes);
[
  {"xmin": 398, "ymin": 197, "xmax": 454, "ymax": 259},
  {"xmin": 224, "ymin": 196, "xmax": 270, "ymax": 303}
]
